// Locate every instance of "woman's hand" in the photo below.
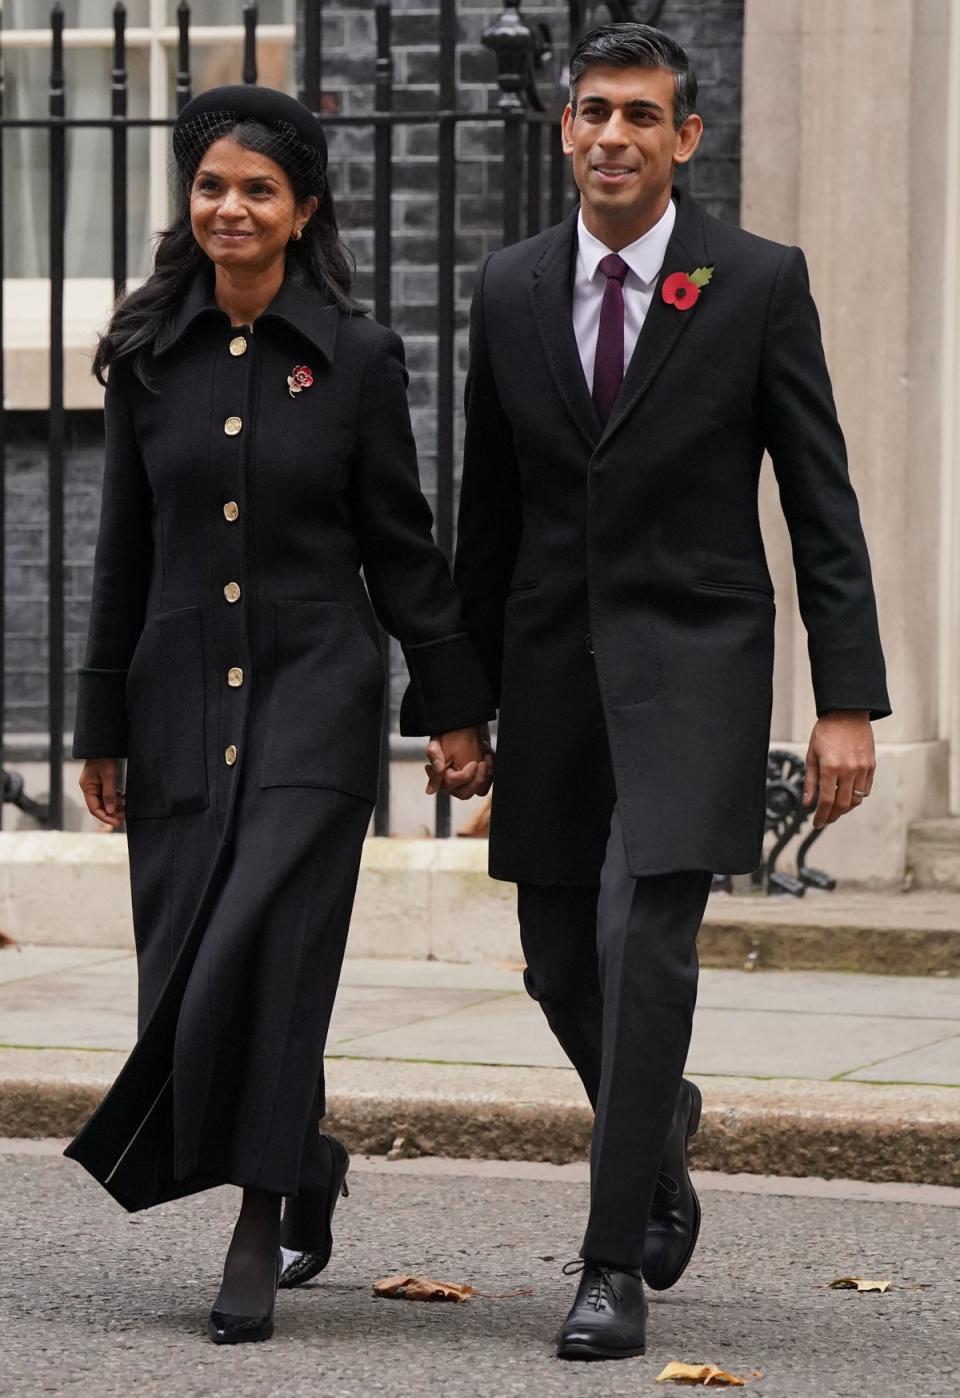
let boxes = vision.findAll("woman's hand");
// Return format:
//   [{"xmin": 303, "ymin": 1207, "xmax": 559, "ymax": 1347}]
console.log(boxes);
[
  {"xmin": 79, "ymin": 758, "xmax": 125, "ymax": 829},
  {"xmin": 424, "ymin": 724, "xmax": 494, "ymax": 800}
]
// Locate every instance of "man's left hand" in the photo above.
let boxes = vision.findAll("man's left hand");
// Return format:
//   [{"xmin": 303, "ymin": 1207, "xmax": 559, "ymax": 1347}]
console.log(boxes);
[{"xmin": 803, "ymin": 710, "xmax": 876, "ymax": 829}]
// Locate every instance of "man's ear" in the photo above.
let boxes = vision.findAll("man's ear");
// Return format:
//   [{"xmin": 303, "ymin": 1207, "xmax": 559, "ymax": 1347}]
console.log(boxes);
[
  {"xmin": 561, "ymin": 102, "xmax": 576, "ymax": 156},
  {"xmin": 673, "ymin": 113, "xmax": 704, "ymax": 167}
]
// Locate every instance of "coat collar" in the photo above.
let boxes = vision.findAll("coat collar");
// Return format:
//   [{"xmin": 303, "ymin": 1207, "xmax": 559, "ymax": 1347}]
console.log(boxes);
[
  {"xmin": 575, "ymin": 198, "xmax": 676, "ymax": 289},
  {"xmin": 529, "ymin": 185, "xmax": 712, "ymax": 450},
  {"xmin": 153, "ymin": 266, "xmax": 341, "ymax": 362}
]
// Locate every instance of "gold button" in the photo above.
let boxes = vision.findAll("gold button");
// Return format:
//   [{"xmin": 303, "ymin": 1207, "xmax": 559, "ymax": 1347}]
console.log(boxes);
[
  {"xmin": 224, "ymin": 415, "xmax": 242, "ymax": 436},
  {"xmin": 223, "ymin": 500, "xmax": 239, "ymax": 522},
  {"xmin": 227, "ymin": 666, "xmax": 244, "ymax": 688},
  {"xmin": 229, "ymin": 335, "xmax": 248, "ymax": 357},
  {"xmin": 223, "ymin": 581, "xmax": 241, "ymax": 604},
  {"xmin": 224, "ymin": 744, "xmax": 238, "ymax": 766}
]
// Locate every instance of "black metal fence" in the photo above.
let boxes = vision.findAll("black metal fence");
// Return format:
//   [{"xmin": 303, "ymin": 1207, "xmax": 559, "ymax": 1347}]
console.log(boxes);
[{"xmin": 0, "ymin": 0, "xmax": 570, "ymax": 834}]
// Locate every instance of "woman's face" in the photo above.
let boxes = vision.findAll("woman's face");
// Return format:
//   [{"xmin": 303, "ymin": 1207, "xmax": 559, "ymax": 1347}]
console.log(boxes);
[{"xmin": 189, "ymin": 135, "xmax": 317, "ymax": 272}]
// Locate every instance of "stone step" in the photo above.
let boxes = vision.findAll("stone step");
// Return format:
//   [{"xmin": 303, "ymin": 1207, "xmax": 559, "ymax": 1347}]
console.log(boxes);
[
  {"xmin": 3, "ymin": 830, "xmax": 960, "ymax": 973},
  {"xmin": 908, "ymin": 817, "xmax": 960, "ymax": 892},
  {"xmin": 699, "ymin": 892, "xmax": 960, "ymax": 975}
]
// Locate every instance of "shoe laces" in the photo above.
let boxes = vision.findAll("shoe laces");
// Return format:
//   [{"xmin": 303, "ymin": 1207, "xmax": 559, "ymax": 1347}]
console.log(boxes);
[{"xmin": 562, "ymin": 1259, "xmax": 622, "ymax": 1313}]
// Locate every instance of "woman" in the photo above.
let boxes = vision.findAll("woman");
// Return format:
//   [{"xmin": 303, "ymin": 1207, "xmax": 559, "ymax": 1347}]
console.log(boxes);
[{"xmin": 67, "ymin": 84, "xmax": 494, "ymax": 1345}]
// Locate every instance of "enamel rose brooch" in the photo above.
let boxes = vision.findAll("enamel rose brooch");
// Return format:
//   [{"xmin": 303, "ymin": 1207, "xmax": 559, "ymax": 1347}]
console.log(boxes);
[{"xmin": 287, "ymin": 364, "xmax": 314, "ymax": 397}]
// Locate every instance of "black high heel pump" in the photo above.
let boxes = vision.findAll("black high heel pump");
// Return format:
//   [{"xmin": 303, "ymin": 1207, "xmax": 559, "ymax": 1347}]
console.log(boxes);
[
  {"xmin": 278, "ymin": 1135, "xmax": 351, "ymax": 1288},
  {"xmin": 207, "ymin": 1251, "xmax": 282, "ymax": 1345}
]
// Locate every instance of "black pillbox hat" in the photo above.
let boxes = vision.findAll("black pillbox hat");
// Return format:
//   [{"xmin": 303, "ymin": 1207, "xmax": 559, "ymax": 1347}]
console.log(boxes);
[{"xmin": 173, "ymin": 84, "xmax": 328, "ymax": 176}]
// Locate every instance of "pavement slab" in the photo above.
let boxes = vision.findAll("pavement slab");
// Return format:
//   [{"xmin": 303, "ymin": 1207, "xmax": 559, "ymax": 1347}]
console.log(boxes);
[
  {"xmin": 2, "ymin": 954, "xmax": 957, "ymax": 1084},
  {"xmin": 0, "ymin": 1146, "xmax": 957, "ymax": 1398}
]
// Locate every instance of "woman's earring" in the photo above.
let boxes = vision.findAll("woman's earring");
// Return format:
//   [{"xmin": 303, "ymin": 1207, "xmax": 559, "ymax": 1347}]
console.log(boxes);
[{"xmin": 292, "ymin": 227, "xmax": 302, "ymax": 242}]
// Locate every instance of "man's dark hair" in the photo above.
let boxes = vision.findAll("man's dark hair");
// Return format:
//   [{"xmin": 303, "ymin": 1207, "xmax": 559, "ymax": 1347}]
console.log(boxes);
[{"xmin": 569, "ymin": 23, "xmax": 698, "ymax": 129}]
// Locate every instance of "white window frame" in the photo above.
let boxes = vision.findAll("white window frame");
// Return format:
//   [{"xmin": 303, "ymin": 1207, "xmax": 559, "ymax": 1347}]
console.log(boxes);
[{"xmin": 2, "ymin": 4, "xmax": 295, "ymax": 405}]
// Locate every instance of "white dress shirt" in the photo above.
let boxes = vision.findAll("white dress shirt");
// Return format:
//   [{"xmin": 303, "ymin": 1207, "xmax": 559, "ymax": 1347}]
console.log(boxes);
[{"xmin": 572, "ymin": 199, "xmax": 677, "ymax": 392}]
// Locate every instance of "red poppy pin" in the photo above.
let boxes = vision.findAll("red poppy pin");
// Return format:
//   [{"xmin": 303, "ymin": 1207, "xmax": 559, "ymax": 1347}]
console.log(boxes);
[
  {"xmin": 287, "ymin": 364, "xmax": 314, "ymax": 397},
  {"xmin": 661, "ymin": 265, "xmax": 714, "ymax": 312}
]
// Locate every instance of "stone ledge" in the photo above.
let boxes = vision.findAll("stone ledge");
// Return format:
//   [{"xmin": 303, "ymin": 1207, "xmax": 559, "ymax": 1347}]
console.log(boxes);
[
  {"xmin": 2, "ymin": 1052, "xmax": 957, "ymax": 1187},
  {"xmin": 2, "ymin": 833, "xmax": 960, "ymax": 972}
]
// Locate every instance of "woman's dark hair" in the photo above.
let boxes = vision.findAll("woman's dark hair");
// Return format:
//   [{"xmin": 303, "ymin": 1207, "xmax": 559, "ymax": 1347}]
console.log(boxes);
[
  {"xmin": 569, "ymin": 23, "xmax": 697, "ymax": 129},
  {"xmin": 93, "ymin": 115, "xmax": 361, "ymax": 386}
]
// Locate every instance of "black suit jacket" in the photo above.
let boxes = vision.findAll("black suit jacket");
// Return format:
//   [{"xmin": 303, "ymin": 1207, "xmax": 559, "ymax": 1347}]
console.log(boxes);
[{"xmin": 454, "ymin": 188, "xmax": 890, "ymax": 885}]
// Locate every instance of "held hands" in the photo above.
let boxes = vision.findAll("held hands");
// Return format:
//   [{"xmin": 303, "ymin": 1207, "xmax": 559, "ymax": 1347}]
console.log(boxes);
[
  {"xmin": 803, "ymin": 711, "xmax": 876, "ymax": 829},
  {"xmin": 79, "ymin": 757, "xmax": 125, "ymax": 829},
  {"xmin": 424, "ymin": 723, "xmax": 494, "ymax": 800}
]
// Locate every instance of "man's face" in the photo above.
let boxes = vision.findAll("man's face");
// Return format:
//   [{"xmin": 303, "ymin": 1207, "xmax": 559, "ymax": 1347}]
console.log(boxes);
[{"xmin": 561, "ymin": 65, "xmax": 701, "ymax": 224}]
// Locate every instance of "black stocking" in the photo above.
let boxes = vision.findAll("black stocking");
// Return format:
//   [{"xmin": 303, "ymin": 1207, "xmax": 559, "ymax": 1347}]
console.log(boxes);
[{"xmin": 214, "ymin": 1187, "xmax": 281, "ymax": 1316}]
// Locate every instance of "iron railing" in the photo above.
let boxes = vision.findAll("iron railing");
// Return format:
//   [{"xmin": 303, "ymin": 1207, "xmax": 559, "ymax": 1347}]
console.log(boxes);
[{"xmin": 0, "ymin": 0, "xmax": 570, "ymax": 835}]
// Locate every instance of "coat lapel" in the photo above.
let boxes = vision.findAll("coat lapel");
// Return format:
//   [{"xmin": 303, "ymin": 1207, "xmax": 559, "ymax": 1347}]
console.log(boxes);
[
  {"xmin": 530, "ymin": 208, "xmax": 603, "ymax": 449},
  {"xmin": 600, "ymin": 187, "xmax": 713, "ymax": 447}
]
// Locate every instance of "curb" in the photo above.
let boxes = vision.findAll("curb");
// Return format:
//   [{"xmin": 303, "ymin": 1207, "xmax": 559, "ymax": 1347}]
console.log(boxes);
[{"xmin": 3, "ymin": 1057, "xmax": 957, "ymax": 1189}]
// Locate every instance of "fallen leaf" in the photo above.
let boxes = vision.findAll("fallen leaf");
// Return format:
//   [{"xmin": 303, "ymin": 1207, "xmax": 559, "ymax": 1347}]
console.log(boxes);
[
  {"xmin": 656, "ymin": 1361, "xmax": 746, "ymax": 1386},
  {"xmin": 386, "ymin": 1126, "xmax": 428, "ymax": 1160},
  {"xmin": 372, "ymin": 1273, "xmax": 534, "ymax": 1304},
  {"xmin": 828, "ymin": 1277, "xmax": 890, "ymax": 1293},
  {"xmin": 374, "ymin": 1274, "xmax": 477, "ymax": 1303}
]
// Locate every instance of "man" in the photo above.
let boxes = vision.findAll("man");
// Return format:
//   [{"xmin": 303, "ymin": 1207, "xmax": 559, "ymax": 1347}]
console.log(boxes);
[{"xmin": 443, "ymin": 22, "xmax": 889, "ymax": 1362}]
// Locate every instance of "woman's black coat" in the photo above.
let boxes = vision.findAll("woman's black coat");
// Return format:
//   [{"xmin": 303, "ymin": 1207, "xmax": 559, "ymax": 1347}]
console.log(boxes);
[{"xmin": 65, "ymin": 270, "xmax": 494, "ymax": 1208}]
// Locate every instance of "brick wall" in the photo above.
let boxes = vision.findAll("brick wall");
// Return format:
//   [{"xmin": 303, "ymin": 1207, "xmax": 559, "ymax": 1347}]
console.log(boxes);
[
  {"xmin": 4, "ymin": 414, "xmax": 101, "ymax": 740},
  {"xmin": 4, "ymin": 0, "xmax": 743, "ymax": 744}
]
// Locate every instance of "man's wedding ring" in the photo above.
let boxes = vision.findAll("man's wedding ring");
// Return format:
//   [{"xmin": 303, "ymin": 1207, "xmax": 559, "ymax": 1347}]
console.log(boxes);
[{"xmin": 853, "ymin": 789, "xmax": 867, "ymax": 797}]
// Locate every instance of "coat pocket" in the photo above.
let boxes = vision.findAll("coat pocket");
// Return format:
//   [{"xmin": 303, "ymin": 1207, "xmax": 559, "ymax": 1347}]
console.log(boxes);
[
  {"xmin": 695, "ymin": 579, "xmax": 775, "ymax": 602},
  {"xmin": 259, "ymin": 599, "xmax": 384, "ymax": 801},
  {"xmin": 125, "ymin": 607, "xmax": 209, "ymax": 819}
]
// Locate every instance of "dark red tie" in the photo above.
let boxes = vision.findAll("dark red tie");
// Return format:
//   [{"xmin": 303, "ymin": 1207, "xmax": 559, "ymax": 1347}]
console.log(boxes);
[{"xmin": 592, "ymin": 252, "xmax": 629, "ymax": 426}]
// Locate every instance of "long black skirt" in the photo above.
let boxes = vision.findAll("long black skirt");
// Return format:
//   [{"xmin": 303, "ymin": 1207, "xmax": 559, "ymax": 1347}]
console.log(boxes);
[{"xmin": 64, "ymin": 783, "xmax": 372, "ymax": 1210}]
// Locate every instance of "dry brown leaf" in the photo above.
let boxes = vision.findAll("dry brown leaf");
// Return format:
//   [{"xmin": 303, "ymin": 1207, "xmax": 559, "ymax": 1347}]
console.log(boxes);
[
  {"xmin": 372, "ymin": 1273, "xmax": 534, "ymax": 1304},
  {"xmin": 373, "ymin": 1274, "xmax": 477, "ymax": 1304},
  {"xmin": 386, "ymin": 1127, "xmax": 427, "ymax": 1161},
  {"xmin": 828, "ymin": 1277, "xmax": 890, "ymax": 1293},
  {"xmin": 656, "ymin": 1361, "xmax": 746, "ymax": 1387}
]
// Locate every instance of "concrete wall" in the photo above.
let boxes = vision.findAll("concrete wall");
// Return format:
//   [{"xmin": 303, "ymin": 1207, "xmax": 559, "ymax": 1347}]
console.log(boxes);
[{"xmin": 742, "ymin": 0, "xmax": 955, "ymax": 883}]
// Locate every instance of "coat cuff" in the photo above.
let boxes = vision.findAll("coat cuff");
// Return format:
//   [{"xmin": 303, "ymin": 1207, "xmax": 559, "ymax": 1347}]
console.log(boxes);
[
  {"xmin": 72, "ymin": 668, "xmax": 130, "ymax": 757},
  {"xmin": 398, "ymin": 633, "xmax": 497, "ymax": 736},
  {"xmin": 811, "ymin": 654, "xmax": 891, "ymax": 723}
]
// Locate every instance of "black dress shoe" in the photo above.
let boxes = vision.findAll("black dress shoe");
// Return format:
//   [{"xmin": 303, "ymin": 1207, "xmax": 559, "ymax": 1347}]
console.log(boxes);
[
  {"xmin": 207, "ymin": 1252, "xmax": 281, "ymax": 1345},
  {"xmin": 278, "ymin": 1135, "xmax": 350, "ymax": 1289},
  {"xmin": 642, "ymin": 1078, "xmax": 702, "ymax": 1291},
  {"xmin": 556, "ymin": 1261, "xmax": 647, "ymax": 1360}
]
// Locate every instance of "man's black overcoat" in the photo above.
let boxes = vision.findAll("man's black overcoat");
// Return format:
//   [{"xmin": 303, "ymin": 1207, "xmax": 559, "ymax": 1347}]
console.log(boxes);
[
  {"xmin": 454, "ymin": 188, "xmax": 890, "ymax": 886},
  {"xmin": 65, "ymin": 270, "xmax": 494, "ymax": 1209}
]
